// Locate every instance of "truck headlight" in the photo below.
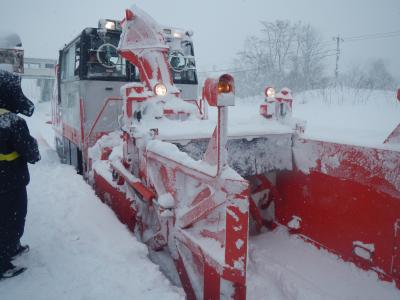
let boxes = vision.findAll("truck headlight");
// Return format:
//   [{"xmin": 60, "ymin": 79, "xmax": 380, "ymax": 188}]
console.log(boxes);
[
  {"xmin": 265, "ymin": 87, "xmax": 275, "ymax": 98},
  {"xmin": 154, "ymin": 83, "xmax": 167, "ymax": 96}
]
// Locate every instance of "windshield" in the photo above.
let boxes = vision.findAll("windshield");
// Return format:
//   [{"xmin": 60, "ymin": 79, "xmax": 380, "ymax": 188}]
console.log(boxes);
[
  {"xmin": 60, "ymin": 29, "xmax": 139, "ymax": 82},
  {"xmin": 86, "ymin": 31, "xmax": 127, "ymax": 79},
  {"xmin": 168, "ymin": 40, "xmax": 197, "ymax": 85}
]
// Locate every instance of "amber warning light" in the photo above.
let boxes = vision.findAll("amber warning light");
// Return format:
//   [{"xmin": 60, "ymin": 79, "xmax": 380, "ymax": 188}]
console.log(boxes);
[
  {"xmin": 218, "ymin": 80, "xmax": 233, "ymax": 94},
  {"xmin": 203, "ymin": 74, "xmax": 235, "ymax": 107}
]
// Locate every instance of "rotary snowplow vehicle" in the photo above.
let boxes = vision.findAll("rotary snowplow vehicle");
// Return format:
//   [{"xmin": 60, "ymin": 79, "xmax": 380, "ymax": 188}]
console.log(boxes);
[{"xmin": 52, "ymin": 5, "xmax": 400, "ymax": 299}]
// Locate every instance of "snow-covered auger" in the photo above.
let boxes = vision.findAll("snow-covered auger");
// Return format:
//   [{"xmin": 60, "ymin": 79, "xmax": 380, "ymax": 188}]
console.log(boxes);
[
  {"xmin": 52, "ymin": 4, "xmax": 400, "ymax": 299},
  {"xmin": 89, "ymin": 8, "xmax": 251, "ymax": 299}
]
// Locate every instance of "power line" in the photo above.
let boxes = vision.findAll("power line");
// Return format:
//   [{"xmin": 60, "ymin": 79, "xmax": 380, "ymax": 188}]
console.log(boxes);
[
  {"xmin": 345, "ymin": 32, "xmax": 400, "ymax": 43},
  {"xmin": 343, "ymin": 30, "xmax": 400, "ymax": 41},
  {"xmin": 320, "ymin": 30, "xmax": 400, "ymax": 45},
  {"xmin": 198, "ymin": 29, "xmax": 400, "ymax": 75}
]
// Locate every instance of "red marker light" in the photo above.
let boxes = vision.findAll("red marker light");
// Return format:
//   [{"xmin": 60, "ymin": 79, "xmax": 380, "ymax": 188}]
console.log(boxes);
[{"xmin": 125, "ymin": 9, "xmax": 134, "ymax": 21}]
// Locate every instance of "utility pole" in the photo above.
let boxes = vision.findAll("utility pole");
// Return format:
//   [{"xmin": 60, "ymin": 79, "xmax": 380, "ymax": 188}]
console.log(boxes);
[{"xmin": 333, "ymin": 35, "xmax": 344, "ymax": 86}]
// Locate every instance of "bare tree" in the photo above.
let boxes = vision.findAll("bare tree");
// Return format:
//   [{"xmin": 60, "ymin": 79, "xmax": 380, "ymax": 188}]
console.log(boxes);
[
  {"xmin": 233, "ymin": 20, "xmax": 327, "ymax": 97},
  {"xmin": 233, "ymin": 36, "xmax": 271, "ymax": 96},
  {"xmin": 260, "ymin": 20, "xmax": 297, "ymax": 80},
  {"xmin": 295, "ymin": 25, "xmax": 327, "ymax": 90}
]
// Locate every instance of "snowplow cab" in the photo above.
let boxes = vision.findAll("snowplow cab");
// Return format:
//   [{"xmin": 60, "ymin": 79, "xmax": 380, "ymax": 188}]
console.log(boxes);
[
  {"xmin": 53, "ymin": 20, "xmax": 141, "ymax": 174},
  {"xmin": 161, "ymin": 27, "xmax": 198, "ymax": 102},
  {"xmin": 61, "ymin": 23, "xmax": 139, "ymax": 82},
  {"xmin": 53, "ymin": 13, "xmax": 202, "ymax": 174}
]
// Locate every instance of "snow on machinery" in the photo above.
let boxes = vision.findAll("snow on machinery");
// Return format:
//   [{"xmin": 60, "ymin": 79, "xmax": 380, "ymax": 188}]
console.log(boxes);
[
  {"xmin": 259, "ymin": 86, "xmax": 306, "ymax": 134},
  {"xmin": 258, "ymin": 83, "xmax": 400, "ymax": 289},
  {"xmin": 90, "ymin": 8, "xmax": 254, "ymax": 298},
  {"xmin": 51, "ymin": 5, "xmax": 400, "ymax": 299}
]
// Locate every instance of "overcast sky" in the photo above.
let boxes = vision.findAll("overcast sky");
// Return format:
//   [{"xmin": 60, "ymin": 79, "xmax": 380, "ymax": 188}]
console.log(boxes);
[{"xmin": 1, "ymin": 0, "xmax": 399, "ymax": 80}]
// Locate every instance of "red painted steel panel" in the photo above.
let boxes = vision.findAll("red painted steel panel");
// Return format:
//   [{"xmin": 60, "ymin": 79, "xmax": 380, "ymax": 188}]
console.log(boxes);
[
  {"xmin": 393, "ymin": 219, "xmax": 400, "ymax": 285},
  {"xmin": 275, "ymin": 139, "xmax": 400, "ymax": 284},
  {"xmin": 94, "ymin": 171, "xmax": 136, "ymax": 231}
]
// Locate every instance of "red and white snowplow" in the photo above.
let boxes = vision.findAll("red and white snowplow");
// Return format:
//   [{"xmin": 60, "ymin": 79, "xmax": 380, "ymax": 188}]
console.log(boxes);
[{"xmin": 52, "ymin": 5, "xmax": 400, "ymax": 299}]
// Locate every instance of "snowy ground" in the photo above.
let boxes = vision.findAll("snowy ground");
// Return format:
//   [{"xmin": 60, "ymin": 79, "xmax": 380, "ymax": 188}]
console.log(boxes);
[
  {"xmin": 1, "ymin": 84, "xmax": 399, "ymax": 299},
  {"xmin": 293, "ymin": 88, "xmax": 400, "ymax": 148},
  {"xmin": 204, "ymin": 87, "xmax": 400, "ymax": 153}
]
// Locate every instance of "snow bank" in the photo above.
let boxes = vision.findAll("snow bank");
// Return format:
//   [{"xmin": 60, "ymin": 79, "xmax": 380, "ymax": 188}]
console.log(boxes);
[{"xmin": 293, "ymin": 87, "xmax": 400, "ymax": 147}]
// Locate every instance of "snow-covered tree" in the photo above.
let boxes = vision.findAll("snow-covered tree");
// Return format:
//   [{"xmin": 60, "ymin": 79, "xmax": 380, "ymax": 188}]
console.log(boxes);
[
  {"xmin": 341, "ymin": 59, "xmax": 396, "ymax": 91},
  {"xmin": 366, "ymin": 59, "xmax": 396, "ymax": 90}
]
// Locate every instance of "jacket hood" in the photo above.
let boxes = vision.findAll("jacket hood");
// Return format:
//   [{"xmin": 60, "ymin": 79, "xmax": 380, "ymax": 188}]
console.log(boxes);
[{"xmin": 0, "ymin": 70, "xmax": 34, "ymax": 116}]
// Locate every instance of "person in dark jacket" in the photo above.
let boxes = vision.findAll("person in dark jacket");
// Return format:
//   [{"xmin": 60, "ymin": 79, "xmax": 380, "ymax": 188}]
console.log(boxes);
[{"xmin": 0, "ymin": 70, "xmax": 40, "ymax": 280}]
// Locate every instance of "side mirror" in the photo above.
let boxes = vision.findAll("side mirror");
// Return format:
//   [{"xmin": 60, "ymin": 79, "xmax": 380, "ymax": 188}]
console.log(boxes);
[{"xmin": 202, "ymin": 74, "xmax": 235, "ymax": 107}]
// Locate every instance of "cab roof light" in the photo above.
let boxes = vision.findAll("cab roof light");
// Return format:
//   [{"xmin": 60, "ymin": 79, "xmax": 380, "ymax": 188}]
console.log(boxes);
[{"xmin": 98, "ymin": 19, "xmax": 122, "ymax": 31}]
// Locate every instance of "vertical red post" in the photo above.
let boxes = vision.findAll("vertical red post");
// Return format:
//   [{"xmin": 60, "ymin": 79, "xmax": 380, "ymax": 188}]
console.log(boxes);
[
  {"xmin": 204, "ymin": 262, "xmax": 221, "ymax": 300},
  {"xmin": 174, "ymin": 255, "xmax": 197, "ymax": 300},
  {"xmin": 202, "ymin": 73, "xmax": 250, "ymax": 298},
  {"xmin": 79, "ymin": 98, "xmax": 85, "ymax": 147},
  {"xmin": 225, "ymin": 191, "xmax": 249, "ymax": 290},
  {"xmin": 203, "ymin": 74, "xmax": 235, "ymax": 176}
]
